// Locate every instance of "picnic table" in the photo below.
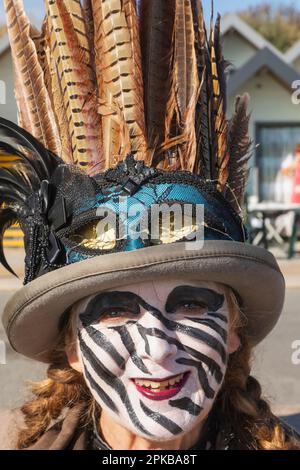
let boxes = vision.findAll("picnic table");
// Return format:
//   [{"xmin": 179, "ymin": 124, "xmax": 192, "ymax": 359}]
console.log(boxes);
[{"xmin": 247, "ymin": 202, "xmax": 300, "ymax": 258}]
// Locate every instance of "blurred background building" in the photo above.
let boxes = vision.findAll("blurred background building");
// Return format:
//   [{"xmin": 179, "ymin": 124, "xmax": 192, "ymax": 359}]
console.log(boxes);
[{"xmin": 223, "ymin": 13, "xmax": 300, "ymax": 203}]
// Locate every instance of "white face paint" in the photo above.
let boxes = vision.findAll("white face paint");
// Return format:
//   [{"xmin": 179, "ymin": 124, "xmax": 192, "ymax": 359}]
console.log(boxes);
[{"xmin": 74, "ymin": 279, "xmax": 231, "ymax": 441}]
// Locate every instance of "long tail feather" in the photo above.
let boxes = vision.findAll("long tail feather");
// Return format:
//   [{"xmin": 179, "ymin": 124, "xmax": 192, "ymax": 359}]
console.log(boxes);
[
  {"xmin": 160, "ymin": 0, "xmax": 200, "ymax": 171},
  {"xmin": 140, "ymin": 0, "xmax": 175, "ymax": 150},
  {"xmin": 3, "ymin": 0, "xmax": 61, "ymax": 155},
  {"xmin": 91, "ymin": 0, "xmax": 147, "ymax": 167},
  {"xmin": 226, "ymin": 93, "xmax": 252, "ymax": 211},
  {"xmin": 46, "ymin": 0, "xmax": 104, "ymax": 173},
  {"xmin": 191, "ymin": 1, "xmax": 210, "ymax": 178}
]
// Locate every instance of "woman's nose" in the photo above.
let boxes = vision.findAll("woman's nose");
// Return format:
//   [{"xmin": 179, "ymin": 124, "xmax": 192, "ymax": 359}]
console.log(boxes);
[
  {"xmin": 135, "ymin": 312, "xmax": 178, "ymax": 364},
  {"xmin": 145, "ymin": 336, "xmax": 178, "ymax": 363}
]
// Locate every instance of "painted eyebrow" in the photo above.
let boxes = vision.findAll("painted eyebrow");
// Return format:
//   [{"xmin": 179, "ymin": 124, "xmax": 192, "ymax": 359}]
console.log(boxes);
[
  {"xmin": 79, "ymin": 291, "xmax": 141, "ymax": 326},
  {"xmin": 165, "ymin": 286, "xmax": 225, "ymax": 313}
]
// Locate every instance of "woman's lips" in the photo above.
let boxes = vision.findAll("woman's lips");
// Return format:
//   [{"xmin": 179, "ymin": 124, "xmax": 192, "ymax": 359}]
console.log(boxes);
[{"xmin": 132, "ymin": 372, "xmax": 189, "ymax": 401}]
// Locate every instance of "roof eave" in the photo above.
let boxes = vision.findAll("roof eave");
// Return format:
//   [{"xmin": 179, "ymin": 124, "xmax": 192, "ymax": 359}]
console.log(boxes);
[{"xmin": 228, "ymin": 47, "xmax": 300, "ymax": 97}]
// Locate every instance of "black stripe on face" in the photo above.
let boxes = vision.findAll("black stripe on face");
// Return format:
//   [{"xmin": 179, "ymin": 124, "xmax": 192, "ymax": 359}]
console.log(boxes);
[
  {"xmin": 211, "ymin": 312, "xmax": 228, "ymax": 323},
  {"xmin": 185, "ymin": 317, "xmax": 228, "ymax": 343},
  {"xmin": 136, "ymin": 323, "xmax": 151, "ymax": 356},
  {"xmin": 110, "ymin": 325, "xmax": 151, "ymax": 375},
  {"xmin": 82, "ymin": 364, "xmax": 119, "ymax": 413},
  {"xmin": 84, "ymin": 326, "xmax": 126, "ymax": 370},
  {"xmin": 140, "ymin": 305, "xmax": 227, "ymax": 364},
  {"xmin": 175, "ymin": 357, "xmax": 216, "ymax": 399},
  {"xmin": 79, "ymin": 291, "xmax": 141, "ymax": 327},
  {"xmin": 78, "ymin": 332, "xmax": 153, "ymax": 437},
  {"xmin": 136, "ymin": 324, "xmax": 224, "ymax": 383},
  {"xmin": 169, "ymin": 397, "xmax": 203, "ymax": 416},
  {"xmin": 140, "ymin": 401, "xmax": 183, "ymax": 436},
  {"xmin": 165, "ymin": 287, "xmax": 225, "ymax": 313}
]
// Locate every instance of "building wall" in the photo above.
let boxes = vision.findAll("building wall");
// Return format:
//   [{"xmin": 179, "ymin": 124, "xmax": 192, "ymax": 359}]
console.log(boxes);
[
  {"xmin": 228, "ymin": 68, "xmax": 300, "ymax": 197},
  {"xmin": 223, "ymin": 30, "xmax": 258, "ymax": 69},
  {"xmin": 0, "ymin": 49, "xmax": 17, "ymax": 123},
  {"xmin": 228, "ymin": 68, "xmax": 300, "ymax": 140},
  {"xmin": 292, "ymin": 56, "xmax": 300, "ymax": 74}
]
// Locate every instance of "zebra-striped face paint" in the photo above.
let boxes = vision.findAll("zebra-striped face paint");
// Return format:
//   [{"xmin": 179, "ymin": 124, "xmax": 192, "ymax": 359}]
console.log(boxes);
[{"xmin": 75, "ymin": 280, "xmax": 230, "ymax": 441}]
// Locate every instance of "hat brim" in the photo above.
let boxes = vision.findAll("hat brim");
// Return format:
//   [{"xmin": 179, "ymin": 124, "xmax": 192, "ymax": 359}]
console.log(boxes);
[{"xmin": 2, "ymin": 240, "xmax": 285, "ymax": 362}]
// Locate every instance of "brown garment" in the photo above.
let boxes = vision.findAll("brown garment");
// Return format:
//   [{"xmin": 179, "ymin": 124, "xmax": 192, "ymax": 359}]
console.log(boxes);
[
  {"xmin": 26, "ymin": 405, "xmax": 87, "ymax": 450},
  {"xmin": 1, "ymin": 405, "xmax": 300, "ymax": 450},
  {"xmin": 0, "ymin": 405, "xmax": 87, "ymax": 450}
]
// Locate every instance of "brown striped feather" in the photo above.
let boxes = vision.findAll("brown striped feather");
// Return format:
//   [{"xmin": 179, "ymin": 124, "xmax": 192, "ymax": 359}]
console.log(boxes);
[
  {"xmin": 4, "ymin": 0, "xmax": 61, "ymax": 156},
  {"xmin": 191, "ymin": 1, "xmax": 211, "ymax": 178},
  {"xmin": 162, "ymin": 0, "xmax": 199, "ymax": 172},
  {"xmin": 209, "ymin": 14, "xmax": 229, "ymax": 191},
  {"xmin": 226, "ymin": 93, "xmax": 252, "ymax": 211},
  {"xmin": 46, "ymin": 0, "xmax": 103, "ymax": 173},
  {"xmin": 91, "ymin": 0, "xmax": 147, "ymax": 168},
  {"xmin": 30, "ymin": 21, "xmax": 51, "ymax": 94},
  {"xmin": 140, "ymin": 0, "xmax": 175, "ymax": 154}
]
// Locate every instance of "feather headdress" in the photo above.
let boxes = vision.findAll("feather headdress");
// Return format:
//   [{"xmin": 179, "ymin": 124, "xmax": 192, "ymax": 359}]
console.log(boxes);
[
  {"xmin": 3, "ymin": 0, "xmax": 251, "ymax": 188},
  {"xmin": 1, "ymin": 0, "xmax": 252, "ymax": 279}
]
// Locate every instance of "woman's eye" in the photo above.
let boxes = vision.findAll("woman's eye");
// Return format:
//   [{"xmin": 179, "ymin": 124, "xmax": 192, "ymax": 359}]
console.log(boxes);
[
  {"xmin": 108, "ymin": 311, "xmax": 122, "ymax": 317},
  {"xmin": 178, "ymin": 302, "xmax": 207, "ymax": 313},
  {"xmin": 100, "ymin": 309, "xmax": 136, "ymax": 323}
]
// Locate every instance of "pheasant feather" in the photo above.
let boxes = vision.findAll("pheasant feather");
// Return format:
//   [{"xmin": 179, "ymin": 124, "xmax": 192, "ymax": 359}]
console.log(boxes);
[
  {"xmin": 45, "ymin": 0, "xmax": 103, "ymax": 173},
  {"xmin": 226, "ymin": 94, "xmax": 252, "ymax": 211},
  {"xmin": 91, "ymin": 0, "xmax": 147, "ymax": 167},
  {"xmin": 3, "ymin": 0, "xmax": 61, "ymax": 155},
  {"xmin": 140, "ymin": 0, "xmax": 175, "ymax": 149}
]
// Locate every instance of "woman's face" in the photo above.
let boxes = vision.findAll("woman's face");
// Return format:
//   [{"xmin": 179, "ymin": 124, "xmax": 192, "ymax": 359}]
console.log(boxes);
[{"xmin": 69, "ymin": 279, "xmax": 240, "ymax": 441}]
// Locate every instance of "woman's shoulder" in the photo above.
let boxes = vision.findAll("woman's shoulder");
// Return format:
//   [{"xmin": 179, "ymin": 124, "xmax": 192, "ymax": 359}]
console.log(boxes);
[{"xmin": 0, "ymin": 408, "xmax": 25, "ymax": 450}]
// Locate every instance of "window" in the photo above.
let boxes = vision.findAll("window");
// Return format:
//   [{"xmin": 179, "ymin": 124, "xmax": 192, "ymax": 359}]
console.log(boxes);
[{"xmin": 256, "ymin": 123, "xmax": 300, "ymax": 201}]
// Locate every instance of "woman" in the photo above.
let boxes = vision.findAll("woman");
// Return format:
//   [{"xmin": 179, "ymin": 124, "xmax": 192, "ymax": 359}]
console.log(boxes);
[
  {"xmin": 0, "ymin": 0, "xmax": 299, "ymax": 450},
  {"xmin": 1, "ymin": 279, "xmax": 299, "ymax": 450}
]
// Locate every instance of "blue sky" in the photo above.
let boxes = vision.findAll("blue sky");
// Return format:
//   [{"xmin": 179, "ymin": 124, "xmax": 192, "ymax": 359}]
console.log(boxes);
[{"xmin": 0, "ymin": 0, "xmax": 299, "ymax": 26}]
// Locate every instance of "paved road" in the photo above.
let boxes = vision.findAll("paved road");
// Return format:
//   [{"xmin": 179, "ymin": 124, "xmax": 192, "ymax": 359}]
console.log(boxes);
[
  {"xmin": 0, "ymin": 290, "xmax": 46, "ymax": 409},
  {"xmin": 0, "ymin": 288, "xmax": 299, "ymax": 430}
]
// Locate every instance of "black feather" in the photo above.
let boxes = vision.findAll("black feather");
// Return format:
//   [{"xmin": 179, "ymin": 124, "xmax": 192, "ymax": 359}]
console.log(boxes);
[
  {"xmin": 213, "ymin": 14, "xmax": 229, "ymax": 114},
  {"xmin": 0, "ymin": 140, "xmax": 41, "ymax": 184},
  {"xmin": 191, "ymin": 0, "xmax": 211, "ymax": 179},
  {"xmin": 0, "ymin": 117, "xmax": 62, "ymax": 277},
  {"xmin": 0, "ymin": 166, "xmax": 33, "ymax": 195},
  {"xmin": 0, "ymin": 117, "xmax": 62, "ymax": 180},
  {"xmin": 0, "ymin": 207, "xmax": 19, "ymax": 277}
]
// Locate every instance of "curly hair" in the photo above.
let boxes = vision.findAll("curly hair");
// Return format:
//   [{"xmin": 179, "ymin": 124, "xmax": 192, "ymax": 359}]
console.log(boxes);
[{"xmin": 17, "ymin": 286, "xmax": 300, "ymax": 450}]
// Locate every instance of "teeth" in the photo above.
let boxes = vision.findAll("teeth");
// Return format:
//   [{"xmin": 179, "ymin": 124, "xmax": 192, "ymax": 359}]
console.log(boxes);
[
  {"xmin": 135, "ymin": 373, "xmax": 184, "ymax": 391},
  {"xmin": 149, "ymin": 382, "xmax": 160, "ymax": 389},
  {"xmin": 168, "ymin": 378, "xmax": 176, "ymax": 386},
  {"xmin": 160, "ymin": 379, "xmax": 169, "ymax": 388}
]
